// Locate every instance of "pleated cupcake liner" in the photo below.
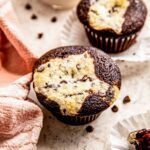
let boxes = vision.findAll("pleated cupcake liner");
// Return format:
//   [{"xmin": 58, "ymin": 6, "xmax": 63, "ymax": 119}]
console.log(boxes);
[
  {"xmin": 84, "ymin": 25, "xmax": 138, "ymax": 53},
  {"xmin": 110, "ymin": 110, "xmax": 150, "ymax": 150},
  {"xmin": 53, "ymin": 112, "xmax": 101, "ymax": 126}
]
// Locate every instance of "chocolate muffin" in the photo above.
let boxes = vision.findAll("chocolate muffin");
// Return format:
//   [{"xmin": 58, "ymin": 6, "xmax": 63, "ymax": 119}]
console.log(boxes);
[
  {"xmin": 77, "ymin": 0, "xmax": 147, "ymax": 53},
  {"xmin": 128, "ymin": 129, "xmax": 150, "ymax": 150},
  {"xmin": 33, "ymin": 46, "xmax": 121, "ymax": 125}
]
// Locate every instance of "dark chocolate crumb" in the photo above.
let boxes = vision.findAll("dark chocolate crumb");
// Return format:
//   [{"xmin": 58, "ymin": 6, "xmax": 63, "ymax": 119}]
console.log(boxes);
[
  {"xmin": 37, "ymin": 33, "xmax": 43, "ymax": 39},
  {"xmin": 111, "ymin": 105, "xmax": 119, "ymax": 113},
  {"xmin": 37, "ymin": 65, "xmax": 45, "ymax": 72},
  {"xmin": 86, "ymin": 126, "xmax": 94, "ymax": 133},
  {"xmin": 51, "ymin": 17, "xmax": 57, "ymax": 23},
  {"xmin": 60, "ymin": 80, "xmax": 67, "ymax": 84},
  {"xmin": 133, "ymin": 53, "xmax": 136, "ymax": 55},
  {"xmin": 25, "ymin": 3, "xmax": 32, "ymax": 10},
  {"xmin": 31, "ymin": 14, "xmax": 38, "ymax": 20},
  {"xmin": 123, "ymin": 96, "xmax": 131, "ymax": 104}
]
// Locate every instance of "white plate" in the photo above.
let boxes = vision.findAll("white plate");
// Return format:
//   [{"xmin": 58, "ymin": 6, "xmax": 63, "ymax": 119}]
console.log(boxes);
[
  {"xmin": 61, "ymin": 0, "xmax": 150, "ymax": 62},
  {"xmin": 110, "ymin": 110, "xmax": 150, "ymax": 150}
]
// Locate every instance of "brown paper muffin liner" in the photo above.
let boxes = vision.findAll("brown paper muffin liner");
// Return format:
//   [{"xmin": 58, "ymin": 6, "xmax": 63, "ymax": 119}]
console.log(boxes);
[
  {"xmin": 53, "ymin": 112, "xmax": 101, "ymax": 126},
  {"xmin": 84, "ymin": 25, "xmax": 138, "ymax": 53}
]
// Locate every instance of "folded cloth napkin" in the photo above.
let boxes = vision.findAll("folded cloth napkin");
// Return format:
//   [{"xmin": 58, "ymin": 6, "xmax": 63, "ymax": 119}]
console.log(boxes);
[
  {"xmin": 0, "ymin": 74, "xmax": 43, "ymax": 150},
  {"xmin": 0, "ymin": 0, "xmax": 43, "ymax": 149}
]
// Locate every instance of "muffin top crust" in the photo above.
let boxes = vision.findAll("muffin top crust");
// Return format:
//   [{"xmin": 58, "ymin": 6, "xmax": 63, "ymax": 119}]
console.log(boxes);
[
  {"xmin": 88, "ymin": 0, "xmax": 129, "ymax": 34},
  {"xmin": 33, "ymin": 46, "xmax": 121, "ymax": 116},
  {"xmin": 77, "ymin": 0, "xmax": 147, "ymax": 36}
]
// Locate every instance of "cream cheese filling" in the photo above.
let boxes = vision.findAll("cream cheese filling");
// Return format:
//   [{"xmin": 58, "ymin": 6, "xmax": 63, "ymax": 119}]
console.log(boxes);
[
  {"xmin": 33, "ymin": 52, "xmax": 119, "ymax": 115},
  {"xmin": 88, "ymin": 0, "xmax": 130, "ymax": 34}
]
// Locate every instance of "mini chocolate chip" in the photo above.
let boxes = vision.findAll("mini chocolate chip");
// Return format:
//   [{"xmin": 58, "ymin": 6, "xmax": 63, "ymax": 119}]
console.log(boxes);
[
  {"xmin": 25, "ymin": 3, "xmax": 32, "ymax": 10},
  {"xmin": 80, "ymin": 75, "xmax": 93, "ymax": 82},
  {"xmin": 86, "ymin": 126, "xmax": 94, "ymax": 133},
  {"xmin": 111, "ymin": 105, "xmax": 119, "ymax": 113},
  {"xmin": 59, "ymin": 76, "xmax": 62, "ymax": 79},
  {"xmin": 44, "ymin": 84, "xmax": 53, "ymax": 88},
  {"xmin": 71, "ymin": 70, "xmax": 75, "ymax": 78},
  {"xmin": 37, "ymin": 33, "xmax": 43, "ymax": 39},
  {"xmin": 80, "ymin": 75, "xmax": 88, "ymax": 82},
  {"xmin": 133, "ymin": 53, "xmax": 136, "ymax": 55},
  {"xmin": 31, "ymin": 14, "xmax": 37, "ymax": 20},
  {"xmin": 63, "ymin": 109, "xmax": 66, "ymax": 114},
  {"xmin": 60, "ymin": 80, "xmax": 67, "ymax": 84},
  {"xmin": 51, "ymin": 16, "xmax": 57, "ymax": 23},
  {"xmin": 48, "ymin": 63, "xmax": 51, "ymax": 67},
  {"xmin": 123, "ymin": 96, "xmax": 131, "ymax": 104},
  {"xmin": 136, "ymin": 129, "xmax": 147, "ymax": 138},
  {"xmin": 77, "ymin": 93, "xmax": 83, "ymax": 95},
  {"xmin": 37, "ymin": 66, "xmax": 45, "ymax": 72},
  {"xmin": 76, "ymin": 64, "xmax": 81, "ymax": 70}
]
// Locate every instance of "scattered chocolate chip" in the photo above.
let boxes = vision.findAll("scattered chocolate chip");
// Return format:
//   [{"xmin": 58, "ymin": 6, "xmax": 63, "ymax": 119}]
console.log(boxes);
[
  {"xmin": 59, "ymin": 76, "xmax": 62, "ymax": 79},
  {"xmin": 76, "ymin": 64, "xmax": 81, "ymax": 70},
  {"xmin": 37, "ymin": 65, "xmax": 45, "ymax": 72},
  {"xmin": 37, "ymin": 33, "xmax": 43, "ymax": 39},
  {"xmin": 25, "ymin": 3, "xmax": 32, "ymax": 10},
  {"xmin": 48, "ymin": 63, "xmax": 51, "ymax": 67},
  {"xmin": 133, "ymin": 53, "xmax": 136, "ymax": 55},
  {"xmin": 111, "ymin": 105, "xmax": 119, "ymax": 113},
  {"xmin": 51, "ymin": 16, "xmax": 57, "ymax": 23},
  {"xmin": 60, "ymin": 80, "xmax": 67, "ymax": 84},
  {"xmin": 123, "ymin": 96, "xmax": 131, "ymax": 104},
  {"xmin": 31, "ymin": 14, "xmax": 38, "ymax": 20},
  {"xmin": 86, "ymin": 126, "xmax": 94, "ymax": 133}
]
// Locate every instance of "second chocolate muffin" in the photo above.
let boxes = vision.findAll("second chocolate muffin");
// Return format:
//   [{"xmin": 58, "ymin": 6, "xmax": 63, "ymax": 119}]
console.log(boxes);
[
  {"xmin": 33, "ymin": 46, "xmax": 121, "ymax": 125},
  {"xmin": 77, "ymin": 0, "xmax": 147, "ymax": 53}
]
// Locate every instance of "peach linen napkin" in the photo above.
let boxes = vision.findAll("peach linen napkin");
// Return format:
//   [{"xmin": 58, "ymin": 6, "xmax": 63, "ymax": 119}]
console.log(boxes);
[{"xmin": 0, "ymin": 0, "xmax": 43, "ymax": 149}]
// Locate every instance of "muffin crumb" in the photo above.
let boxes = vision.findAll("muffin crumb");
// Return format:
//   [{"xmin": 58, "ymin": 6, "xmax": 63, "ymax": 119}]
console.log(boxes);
[
  {"xmin": 31, "ymin": 14, "xmax": 38, "ymax": 20},
  {"xmin": 25, "ymin": 3, "xmax": 32, "ymax": 10},
  {"xmin": 111, "ymin": 105, "xmax": 119, "ymax": 113},
  {"xmin": 51, "ymin": 17, "xmax": 57, "ymax": 23},
  {"xmin": 86, "ymin": 126, "xmax": 94, "ymax": 133},
  {"xmin": 123, "ymin": 96, "xmax": 131, "ymax": 104},
  {"xmin": 37, "ymin": 33, "xmax": 43, "ymax": 39}
]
